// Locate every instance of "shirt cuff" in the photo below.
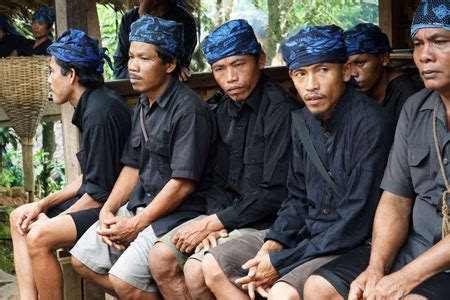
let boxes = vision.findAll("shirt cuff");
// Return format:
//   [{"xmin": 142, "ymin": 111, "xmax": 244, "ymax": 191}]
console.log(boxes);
[
  {"xmin": 82, "ymin": 183, "xmax": 109, "ymax": 203},
  {"xmin": 172, "ymin": 169, "xmax": 198, "ymax": 182},
  {"xmin": 216, "ymin": 207, "xmax": 239, "ymax": 230},
  {"xmin": 380, "ymin": 177, "xmax": 416, "ymax": 199},
  {"xmin": 265, "ymin": 229, "xmax": 293, "ymax": 248},
  {"xmin": 121, "ymin": 156, "xmax": 139, "ymax": 169}
]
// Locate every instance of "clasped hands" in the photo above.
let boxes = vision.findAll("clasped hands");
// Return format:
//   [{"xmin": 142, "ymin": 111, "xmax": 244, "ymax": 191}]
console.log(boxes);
[{"xmin": 96, "ymin": 210, "xmax": 142, "ymax": 251}]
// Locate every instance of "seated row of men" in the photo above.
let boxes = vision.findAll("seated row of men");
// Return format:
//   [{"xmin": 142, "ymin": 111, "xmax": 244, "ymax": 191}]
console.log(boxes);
[{"xmin": 10, "ymin": 0, "xmax": 450, "ymax": 299}]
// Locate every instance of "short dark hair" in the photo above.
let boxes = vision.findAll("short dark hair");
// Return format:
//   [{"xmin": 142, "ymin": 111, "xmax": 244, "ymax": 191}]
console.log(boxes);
[
  {"xmin": 55, "ymin": 58, "xmax": 104, "ymax": 89},
  {"xmin": 154, "ymin": 45, "xmax": 181, "ymax": 76}
]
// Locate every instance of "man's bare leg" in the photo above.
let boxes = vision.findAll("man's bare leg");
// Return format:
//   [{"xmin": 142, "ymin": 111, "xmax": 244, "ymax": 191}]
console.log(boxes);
[
  {"xmin": 109, "ymin": 275, "xmax": 162, "ymax": 300},
  {"xmin": 202, "ymin": 253, "xmax": 249, "ymax": 300},
  {"xmin": 184, "ymin": 258, "xmax": 213, "ymax": 299},
  {"xmin": 149, "ymin": 242, "xmax": 192, "ymax": 299},
  {"xmin": 70, "ymin": 256, "xmax": 117, "ymax": 296},
  {"xmin": 10, "ymin": 207, "xmax": 38, "ymax": 300},
  {"xmin": 26, "ymin": 215, "xmax": 78, "ymax": 300}
]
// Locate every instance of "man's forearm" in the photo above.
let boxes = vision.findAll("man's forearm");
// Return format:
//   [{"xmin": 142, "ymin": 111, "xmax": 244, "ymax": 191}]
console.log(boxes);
[
  {"xmin": 101, "ymin": 166, "xmax": 140, "ymax": 214},
  {"xmin": 62, "ymin": 192, "xmax": 102, "ymax": 215},
  {"xmin": 368, "ymin": 191, "xmax": 413, "ymax": 273},
  {"xmin": 399, "ymin": 234, "xmax": 450, "ymax": 286},
  {"xmin": 134, "ymin": 178, "xmax": 196, "ymax": 230},
  {"xmin": 41, "ymin": 175, "xmax": 83, "ymax": 210}
]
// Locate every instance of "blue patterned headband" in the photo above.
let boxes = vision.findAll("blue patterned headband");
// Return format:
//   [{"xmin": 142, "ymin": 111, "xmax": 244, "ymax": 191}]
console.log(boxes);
[
  {"xmin": 344, "ymin": 23, "xmax": 391, "ymax": 56},
  {"xmin": 411, "ymin": 0, "xmax": 450, "ymax": 37},
  {"xmin": 203, "ymin": 19, "xmax": 262, "ymax": 65},
  {"xmin": 281, "ymin": 25, "xmax": 348, "ymax": 71},
  {"xmin": 129, "ymin": 15, "xmax": 184, "ymax": 60},
  {"xmin": 32, "ymin": 5, "xmax": 55, "ymax": 26},
  {"xmin": 47, "ymin": 29, "xmax": 107, "ymax": 74}
]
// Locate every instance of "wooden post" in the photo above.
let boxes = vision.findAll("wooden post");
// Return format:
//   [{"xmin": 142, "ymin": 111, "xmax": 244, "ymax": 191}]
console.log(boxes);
[{"xmin": 22, "ymin": 142, "xmax": 34, "ymax": 202}]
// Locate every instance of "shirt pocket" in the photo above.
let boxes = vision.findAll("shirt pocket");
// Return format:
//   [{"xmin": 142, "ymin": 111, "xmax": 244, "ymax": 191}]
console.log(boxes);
[
  {"xmin": 146, "ymin": 139, "xmax": 172, "ymax": 179},
  {"xmin": 408, "ymin": 146, "xmax": 431, "ymax": 193},
  {"xmin": 243, "ymin": 146, "xmax": 265, "ymax": 187}
]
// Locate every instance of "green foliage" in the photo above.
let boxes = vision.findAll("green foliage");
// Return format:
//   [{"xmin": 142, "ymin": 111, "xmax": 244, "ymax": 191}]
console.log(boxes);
[
  {"xmin": 0, "ymin": 151, "xmax": 24, "ymax": 188},
  {"xmin": 0, "ymin": 149, "xmax": 65, "ymax": 196},
  {"xmin": 34, "ymin": 150, "xmax": 65, "ymax": 198},
  {"xmin": 0, "ymin": 128, "xmax": 18, "ymax": 151},
  {"xmin": 97, "ymin": 4, "xmax": 123, "ymax": 80}
]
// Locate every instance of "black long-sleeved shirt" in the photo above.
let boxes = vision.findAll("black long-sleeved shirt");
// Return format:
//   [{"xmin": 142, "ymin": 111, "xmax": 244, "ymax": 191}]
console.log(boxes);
[
  {"xmin": 72, "ymin": 87, "xmax": 132, "ymax": 203},
  {"xmin": 266, "ymin": 86, "xmax": 395, "ymax": 276},
  {"xmin": 207, "ymin": 76, "xmax": 302, "ymax": 230},
  {"xmin": 113, "ymin": 5, "xmax": 197, "ymax": 79}
]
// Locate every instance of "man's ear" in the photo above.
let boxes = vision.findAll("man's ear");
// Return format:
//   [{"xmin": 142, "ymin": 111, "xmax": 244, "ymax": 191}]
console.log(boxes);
[
  {"xmin": 166, "ymin": 59, "xmax": 177, "ymax": 74},
  {"xmin": 258, "ymin": 52, "xmax": 267, "ymax": 69},
  {"xmin": 342, "ymin": 62, "xmax": 352, "ymax": 82},
  {"xmin": 381, "ymin": 52, "xmax": 390, "ymax": 67},
  {"xmin": 68, "ymin": 68, "xmax": 77, "ymax": 84}
]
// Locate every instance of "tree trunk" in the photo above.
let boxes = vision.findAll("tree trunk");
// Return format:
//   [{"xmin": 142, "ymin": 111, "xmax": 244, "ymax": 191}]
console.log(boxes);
[{"xmin": 264, "ymin": 0, "xmax": 282, "ymax": 64}]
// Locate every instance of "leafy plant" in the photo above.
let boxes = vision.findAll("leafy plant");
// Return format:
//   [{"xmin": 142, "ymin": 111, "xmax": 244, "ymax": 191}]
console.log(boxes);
[{"xmin": 34, "ymin": 150, "xmax": 65, "ymax": 198}]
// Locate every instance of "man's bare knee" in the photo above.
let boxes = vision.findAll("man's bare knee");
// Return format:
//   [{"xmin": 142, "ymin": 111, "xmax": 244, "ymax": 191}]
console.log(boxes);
[
  {"xmin": 109, "ymin": 274, "xmax": 149, "ymax": 300},
  {"xmin": 148, "ymin": 242, "xmax": 181, "ymax": 282},
  {"xmin": 26, "ymin": 226, "xmax": 47, "ymax": 256},
  {"xmin": 184, "ymin": 259, "xmax": 206, "ymax": 292},
  {"xmin": 202, "ymin": 253, "xmax": 226, "ymax": 288},
  {"xmin": 303, "ymin": 275, "xmax": 342, "ymax": 300},
  {"xmin": 268, "ymin": 282, "xmax": 300, "ymax": 300}
]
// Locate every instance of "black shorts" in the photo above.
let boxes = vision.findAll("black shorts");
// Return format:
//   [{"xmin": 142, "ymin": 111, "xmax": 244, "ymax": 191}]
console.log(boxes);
[
  {"xmin": 314, "ymin": 243, "xmax": 450, "ymax": 300},
  {"xmin": 46, "ymin": 197, "xmax": 101, "ymax": 241}
]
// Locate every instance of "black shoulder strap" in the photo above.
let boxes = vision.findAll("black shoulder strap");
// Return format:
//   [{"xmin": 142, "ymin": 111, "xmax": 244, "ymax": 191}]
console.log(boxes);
[{"xmin": 291, "ymin": 110, "xmax": 344, "ymax": 199}]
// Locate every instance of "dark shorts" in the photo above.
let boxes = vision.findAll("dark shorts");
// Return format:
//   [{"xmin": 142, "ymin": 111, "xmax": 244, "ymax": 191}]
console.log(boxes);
[
  {"xmin": 314, "ymin": 244, "xmax": 450, "ymax": 300},
  {"xmin": 46, "ymin": 197, "xmax": 101, "ymax": 241},
  {"xmin": 210, "ymin": 230, "xmax": 340, "ymax": 296}
]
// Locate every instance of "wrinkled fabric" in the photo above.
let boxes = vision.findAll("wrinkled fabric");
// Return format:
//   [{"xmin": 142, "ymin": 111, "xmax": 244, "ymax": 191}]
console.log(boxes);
[
  {"xmin": 203, "ymin": 19, "xmax": 262, "ymax": 65},
  {"xmin": 344, "ymin": 23, "xmax": 391, "ymax": 55},
  {"xmin": 32, "ymin": 5, "xmax": 55, "ymax": 26},
  {"xmin": 411, "ymin": 0, "xmax": 450, "ymax": 37},
  {"xmin": 281, "ymin": 25, "xmax": 348, "ymax": 70},
  {"xmin": 129, "ymin": 15, "xmax": 184, "ymax": 59},
  {"xmin": 47, "ymin": 29, "xmax": 106, "ymax": 73}
]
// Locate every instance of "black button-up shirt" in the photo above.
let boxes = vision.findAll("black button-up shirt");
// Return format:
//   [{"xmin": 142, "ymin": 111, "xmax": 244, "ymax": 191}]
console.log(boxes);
[
  {"xmin": 72, "ymin": 87, "xmax": 132, "ymax": 203},
  {"xmin": 266, "ymin": 86, "xmax": 395, "ymax": 276},
  {"xmin": 207, "ymin": 76, "xmax": 302, "ymax": 230},
  {"xmin": 113, "ymin": 5, "xmax": 197, "ymax": 79},
  {"xmin": 381, "ymin": 89, "xmax": 450, "ymax": 266},
  {"xmin": 381, "ymin": 73, "xmax": 422, "ymax": 122},
  {"xmin": 121, "ymin": 77, "xmax": 216, "ymax": 237}
]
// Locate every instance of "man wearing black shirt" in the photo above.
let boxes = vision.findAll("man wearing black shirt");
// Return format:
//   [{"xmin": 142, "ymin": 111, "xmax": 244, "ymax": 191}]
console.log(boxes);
[
  {"xmin": 22, "ymin": 5, "xmax": 54, "ymax": 56},
  {"xmin": 344, "ymin": 23, "xmax": 422, "ymax": 122},
  {"xmin": 148, "ymin": 19, "xmax": 300, "ymax": 299},
  {"xmin": 202, "ymin": 25, "xmax": 395, "ymax": 300},
  {"xmin": 113, "ymin": 0, "xmax": 197, "ymax": 80},
  {"xmin": 10, "ymin": 29, "xmax": 131, "ymax": 300},
  {"xmin": 70, "ymin": 15, "xmax": 216, "ymax": 300},
  {"xmin": 0, "ymin": 12, "xmax": 21, "ymax": 57}
]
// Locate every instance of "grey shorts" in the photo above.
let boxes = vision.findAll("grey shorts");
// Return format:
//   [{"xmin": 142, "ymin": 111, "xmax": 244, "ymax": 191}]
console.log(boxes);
[
  {"xmin": 70, "ymin": 205, "xmax": 158, "ymax": 292},
  {"xmin": 209, "ymin": 230, "xmax": 340, "ymax": 296},
  {"xmin": 158, "ymin": 215, "xmax": 258, "ymax": 266}
]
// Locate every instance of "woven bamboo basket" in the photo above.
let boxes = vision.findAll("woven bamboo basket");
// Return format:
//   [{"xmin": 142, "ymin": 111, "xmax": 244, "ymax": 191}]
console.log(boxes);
[{"xmin": 0, "ymin": 56, "xmax": 51, "ymax": 202}]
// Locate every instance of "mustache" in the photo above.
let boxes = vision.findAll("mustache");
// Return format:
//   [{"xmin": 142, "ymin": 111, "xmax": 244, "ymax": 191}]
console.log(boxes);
[
  {"xmin": 304, "ymin": 93, "xmax": 325, "ymax": 100},
  {"xmin": 129, "ymin": 73, "xmax": 144, "ymax": 80}
]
